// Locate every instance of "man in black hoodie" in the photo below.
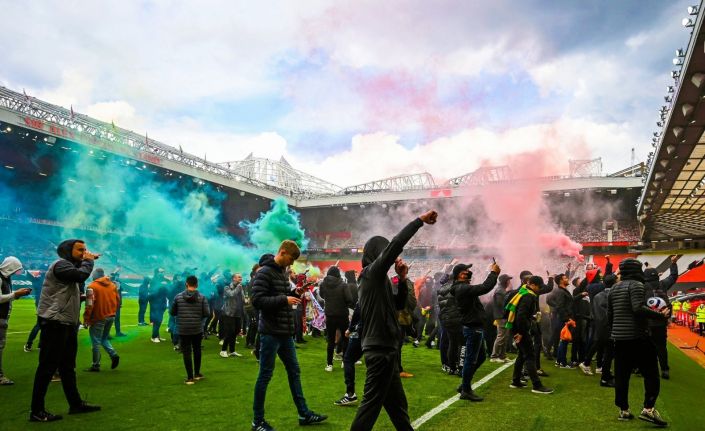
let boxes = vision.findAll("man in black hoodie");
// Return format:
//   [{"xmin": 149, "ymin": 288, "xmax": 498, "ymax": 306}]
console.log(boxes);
[
  {"xmin": 644, "ymin": 255, "xmax": 679, "ymax": 380},
  {"xmin": 350, "ymin": 210, "xmax": 437, "ymax": 431},
  {"xmin": 30, "ymin": 239, "xmax": 101, "ymax": 422},
  {"xmin": 344, "ymin": 270, "xmax": 358, "ymax": 307},
  {"xmin": 320, "ymin": 266, "xmax": 353, "ymax": 371},
  {"xmin": 450, "ymin": 262, "xmax": 500, "ymax": 401},
  {"xmin": 608, "ymin": 259, "xmax": 669, "ymax": 426},
  {"xmin": 251, "ymin": 241, "xmax": 327, "ymax": 431}
]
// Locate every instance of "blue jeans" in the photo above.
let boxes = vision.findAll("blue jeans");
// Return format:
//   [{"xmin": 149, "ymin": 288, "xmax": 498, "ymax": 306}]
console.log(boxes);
[
  {"xmin": 253, "ymin": 334, "xmax": 309, "ymax": 423},
  {"xmin": 89, "ymin": 317, "xmax": 117, "ymax": 367},
  {"xmin": 461, "ymin": 326, "xmax": 486, "ymax": 392}
]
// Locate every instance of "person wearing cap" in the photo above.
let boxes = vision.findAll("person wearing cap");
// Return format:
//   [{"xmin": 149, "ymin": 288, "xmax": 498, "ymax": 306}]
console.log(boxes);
[
  {"xmin": 643, "ymin": 255, "xmax": 679, "ymax": 380},
  {"xmin": 505, "ymin": 275, "xmax": 554, "ymax": 394},
  {"xmin": 83, "ymin": 268, "xmax": 120, "ymax": 372},
  {"xmin": 608, "ymin": 258, "xmax": 669, "ymax": 426},
  {"xmin": 490, "ymin": 274, "xmax": 513, "ymax": 363},
  {"xmin": 450, "ymin": 262, "xmax": 500, "ymax": 401},
  {"xmin": 0, "ymin": 256, "xmax": 32, "ymax": 385}
]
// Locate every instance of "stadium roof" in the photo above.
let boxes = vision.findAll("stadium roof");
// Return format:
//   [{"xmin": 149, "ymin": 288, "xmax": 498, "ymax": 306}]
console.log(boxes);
[
  {"xmin": 1, "ymin": 85, "xmax": 642, "ymax": 208},
  {"xmin": 638, "ymin": 2, "xmax": 705, "ymax": 241}
]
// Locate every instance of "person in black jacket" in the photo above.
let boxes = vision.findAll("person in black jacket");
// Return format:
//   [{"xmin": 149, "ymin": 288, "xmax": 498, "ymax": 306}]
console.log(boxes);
[
  {"xmin": 547, "ymin": 273, "xmax": 572, "ymax": 361},
  {"xmin": 608, "ymin": 259, "xmax": 669, "ymax": 426},
  {"xmin": 571, "ymin": 272, "xmax": 594, "ymax": 365},
  {"xmin": 508, "ymin": 276, "xmax": 553, "ymax": 394},
  {"xmin": 438, "ymin": 277, "xmax": 463, "ymax": 374},
  {"xmin": 344, "ymin": 270, "xmax": 358, "ymax": 307},
  {"xmin": 335, "ymin": 303, "xmax": 363, "ymax": 406},
  {"xmin": 583, "ymin": 273, "xmax": 616, "ymax": 386},
  {"xmin": 451, "ymin": 262, "xmax": 500, "ymax": 401},
  {"xmin": 320, "ymin": 266, "xmax": 353, "ymax": 371},
  {"xmin": 137, "ymin": 276, "xmax": 150, "ymax": 326},
  {"xmin": 170, "ymin": 275, "xmax": 210, "ymax": 384},
  {"xmin": 644, "ymin": 255, "xmax": 679, "ymax": 379},
  {"xmin": 251, "ymin": 241, "xmax": 327, "ymax": 431},
  {"xmin": 350, "ymin": 210, "xmax": 437, "ymax": 431}
]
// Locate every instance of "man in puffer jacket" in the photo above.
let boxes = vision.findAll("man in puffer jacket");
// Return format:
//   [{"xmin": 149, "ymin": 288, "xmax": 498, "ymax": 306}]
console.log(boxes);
[
  {"xmin": 608, "ymin": 259, "xmax": 670, "ymax": 426},
  {"xmin": 251, "ymin": 241, "xmax": 327, "ymax": 431},
  {"xmin": 171, "ymin": 275, "xmax": 209, "ymax": 384},
  {"xmin": 320, "ymin": 266, "xmax": 353, "ymax": 371},
  {"xmin": 30, "ymin": 239, "xmax": 100, "ymax": 422},
  {"xmin": 643, "ymin": 255, "xmax": 679, "ymax": 379}
]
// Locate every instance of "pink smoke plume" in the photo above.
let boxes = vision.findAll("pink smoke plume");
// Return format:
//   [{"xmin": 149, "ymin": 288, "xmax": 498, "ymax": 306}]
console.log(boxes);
[{"xmin": 468, "ymin": 147, "xmax": 584, "ymax": 278}]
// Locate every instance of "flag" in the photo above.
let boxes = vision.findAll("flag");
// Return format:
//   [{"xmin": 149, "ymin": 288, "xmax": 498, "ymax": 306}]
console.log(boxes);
[
  {"xmin": 145, "ymin": 132, "xmax": 148, "ymax": 145},
  {"xmin": 70, "ymin": 105, "xmax": 75, "ymax": 119},
  {"xmin": 111, "ymin": 120, "xmax": 116, "ymax": 130},
  {"xmin": 23, "ymin": 88, "xmax": 29, "ymax": 100},
  {"xmin": 179, "ymin": 145, "xmax": 183, "ymax": 154},
  {"xmin": 308, "ymin": 293, "xmax": 326, "ymax": 331}
]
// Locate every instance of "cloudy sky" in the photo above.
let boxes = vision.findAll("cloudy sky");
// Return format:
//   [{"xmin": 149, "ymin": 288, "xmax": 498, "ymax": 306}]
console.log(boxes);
[{"xmin": 0, "ymin": 0, "xmax": 695, "ymax": 186}]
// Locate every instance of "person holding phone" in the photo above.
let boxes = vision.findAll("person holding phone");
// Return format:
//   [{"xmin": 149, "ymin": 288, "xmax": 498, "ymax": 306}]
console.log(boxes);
[
  {"xmin": 1, "ymin": 256, "xmax": 32, "ymax": 385},
  {"xmin": 29, "ymin": 239, "xmax": 101, "ymax": 422}
]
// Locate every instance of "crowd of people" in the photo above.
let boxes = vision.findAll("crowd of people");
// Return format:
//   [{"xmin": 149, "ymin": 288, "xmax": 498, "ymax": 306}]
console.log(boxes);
[{"xmin": 0, "ymin": 211, "xmax": 683, "ymax": 430}]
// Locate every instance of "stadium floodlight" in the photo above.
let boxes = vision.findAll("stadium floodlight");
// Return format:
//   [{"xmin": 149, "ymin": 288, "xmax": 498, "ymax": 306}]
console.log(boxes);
[
  {"xmin": 657, "ymin": 121, "xmax": 664, "ymax": 127},
  {"xmin": 342, "ymin": 205, "xmax": 348, "ymax": 211},
  {"xmin": 676, "ymin": 48, "xmax": 686, "ymax": 57},
  {"xmin": 683, "ymin": 18, "xmax": 695, "ymax": 27},
  {"xmin": 672, "ymin": 70, "xmax": 681, "ymax": 79},
  {"xmin": 688, "ymin": 5, "xmax": 699, "ymax": 15},
  {"xmin": 691, "ymin": 72, "xmax": 705, "ymax": 87},
  {"xmin": 673, "ymin": 57, "xmax": 684, "ymax": 66},
  {"xmin": 653, "ymin": 132, "xmax": 661, "ymax": 137},
  {"xmin": 664, "ymin": 95, "xmax": 673, "ymax": 103},
  {"xmin": 667, "ymin": 85, "xmax": 675, "ymax": 93}
]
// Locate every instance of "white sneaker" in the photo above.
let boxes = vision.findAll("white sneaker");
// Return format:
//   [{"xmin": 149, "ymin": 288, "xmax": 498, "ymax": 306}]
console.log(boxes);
[
  {"xmin": 219, "ymin": 351, "xmax": 229, "ymax": 358},
  {"xmin": 219, "ymin": 340, "xmax": 224, "ymax": 346},
  {"xmin": 229, "ymin": 351, "xmax": 242, "ymax": 357},
  {"xmin": 430, "ymin": 341, "xmax": 436, "ymax": 347},
  {"xmin": 151, "ymin": 338, "xmax": 161, "ymax": 343},
  {"xmin": 579, "ymin": 363, "xmax": 594, "ymax": 376},
  {"xmin": 490, "ymin": 358, "xmax": 504, "ymax": 363},
  {"xmin": 325, "ymin": 365, "xmax": 333, "ymax": 372},
  {"xmin": 355, "ymin": 360, "xmax": 362, "ymax": 365}
]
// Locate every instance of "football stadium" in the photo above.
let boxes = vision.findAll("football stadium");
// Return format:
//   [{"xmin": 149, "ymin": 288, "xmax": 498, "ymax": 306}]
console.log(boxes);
[{"xmin": 2, "ymin": 2, "xmax": 705, "ymax": 431}]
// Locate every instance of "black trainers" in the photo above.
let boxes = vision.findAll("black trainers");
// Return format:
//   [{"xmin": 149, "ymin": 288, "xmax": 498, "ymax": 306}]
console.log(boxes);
[
  {"xmin": 85, "ymin": 366, "xmax": 100, "ymax": 372},
  {"xmin": 509, "ymin": 380, "xmax": 527, "ymax": 389},
  {"xmin": 29, "ymin": 411, "xmax": 63, "ymax": 422},
  {"xmin": 600, "ymin": 379, "xmax": 615, "ymax": 388},
  {"xmin": 618, "ymin": 410, "xmax": 634, "ymax": 421},
  {"xmin": 459, "ymin": 390, "xmax": 483, "ymax": 401},
  {"xmin": 531, "ymin": 386, "xmax": 554, "ymax": 394},
  {"xmin": 111, "ymin": 355, "xmax": 120, "ymax": 370},
  {"xmin": 536, "ymin": 369, "xmax": 549, "ymax": 377},
  {"xmin": 639, "ymin": 408, "xmax": 668, "ymax": 427},
  {"xmin": 68, "ymin": 401, "xmax": 101, "ymax": 414},
  {"xmin": 252, "ymin": 420, "xmax": 275, "ymax": 431},
  {"xmin": 334, "ymin": 393, "xmax": 358, "ymax": 406},
  {"xmin": 299, "ymin": 412, "xmax": 328, "ymax": 425},
  {"xmin": 661, "ymin": 370, "xmax": 670, "ymax": 380}
]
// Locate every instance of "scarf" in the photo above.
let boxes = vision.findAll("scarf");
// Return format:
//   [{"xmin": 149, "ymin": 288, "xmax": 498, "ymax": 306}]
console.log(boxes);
[{"xmin": 504, "ymin": 285, "xmax": 536, "ymax": 329}]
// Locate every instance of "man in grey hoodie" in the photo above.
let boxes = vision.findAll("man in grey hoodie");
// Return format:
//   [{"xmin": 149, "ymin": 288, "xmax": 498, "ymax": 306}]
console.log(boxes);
[
  {"xmin": 30, "ymin": 239, "xmax": 101, "ymax": 422},
  {"xmin": 221, "ymin": 273, "xmax": 245, "ymax": 358},
  {"xmin": 0, "ymin": 256, "xmax": 32, "ymax": 385}
]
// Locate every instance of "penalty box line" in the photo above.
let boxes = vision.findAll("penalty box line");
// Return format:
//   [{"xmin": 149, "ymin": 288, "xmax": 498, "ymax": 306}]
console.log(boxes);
[{"xmin": 411, "ymin": 360, "xmax": 515, "ymax": 429}]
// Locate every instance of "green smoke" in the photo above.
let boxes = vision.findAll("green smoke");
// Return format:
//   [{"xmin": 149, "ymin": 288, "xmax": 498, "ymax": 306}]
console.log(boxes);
[
  {"xmin": 45, "ymin": 144, "xmax": 307, "ymax": 278},
  {"xmin": 241, "ymin": 197, "xmax": 309, "ymax": 252}
]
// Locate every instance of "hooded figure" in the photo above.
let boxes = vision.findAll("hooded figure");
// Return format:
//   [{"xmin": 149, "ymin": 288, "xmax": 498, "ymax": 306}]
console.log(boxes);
[
  {"xmin": 344, "ymin": 270, "xmax": 358, "ymax": 307},
  {"xmin": 30, "ymin": 239, "xmax": 99, "ymax": 420},
  {"xmin": 36, "ymin": 239, "xmax": 94, "ymax": 325},
  {"xmin": 0, "ymin": 256, "xmax": 23, "ymax": 318},
  {"xmin": 320, "ymin": 266, "xmax": 353, "ymax": 368},
  {"xmin": 643, "ymin": 257, "xmax": 679, "ymax": 379},
  {"xmin": 351, "ymin": 218, "xmax": 427, "ymax": 431}
]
